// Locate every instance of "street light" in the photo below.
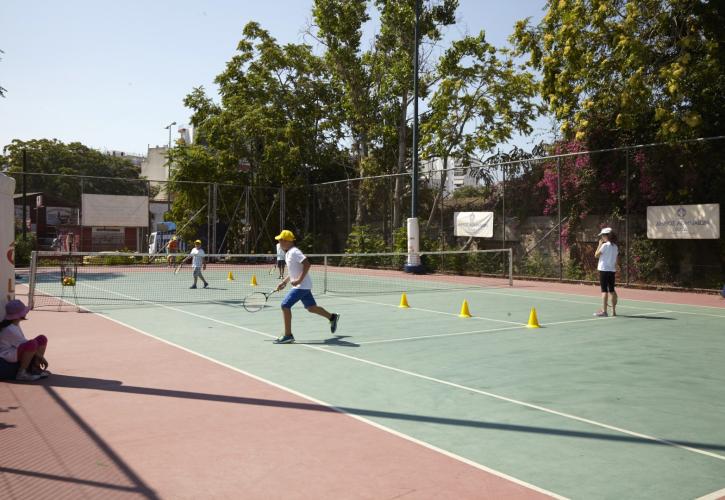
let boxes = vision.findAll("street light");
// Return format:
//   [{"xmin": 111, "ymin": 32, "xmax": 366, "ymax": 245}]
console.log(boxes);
[
  {"xmin": 164, "ymin": 121, "xmax": 176, "ymax": 215},
  {"xmin": 164, "ymin": 121, "xmax": 177, "ymax": 149}
]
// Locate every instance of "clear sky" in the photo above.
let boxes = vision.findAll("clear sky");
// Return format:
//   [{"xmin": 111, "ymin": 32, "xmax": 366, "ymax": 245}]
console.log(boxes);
[{"xmin": 0, "ymin": 0, "xmax": 546, "ymax": 157}]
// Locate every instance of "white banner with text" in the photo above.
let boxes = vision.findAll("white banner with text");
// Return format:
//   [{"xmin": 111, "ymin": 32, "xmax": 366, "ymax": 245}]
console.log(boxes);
[{"xmin": 647, "ymin": 204, "xmax": 720, "ymax": 239}]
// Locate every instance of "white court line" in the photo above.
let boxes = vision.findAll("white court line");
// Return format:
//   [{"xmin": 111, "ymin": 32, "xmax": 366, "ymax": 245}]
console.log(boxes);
[
  {"xmin": 76, "ymin": 282, "xmax": 725, "ymax": 464},
  {"xmin": 340, "ymin": 295, "xmax": 526, "ymax": 326},
  {"xmin": 357, "ymin": 311, "xmax": 674, "ymax": 345},
  {"xmin": 470, "ymin": 288, "xmax": 725, "ymax": 318},
  {"xmin": 71, "ymin": 284, "xmax": 563, "ymax": 498},
  {"xmin": 696, "ymin": 486, "xmax": 725, "ymax": 500}
]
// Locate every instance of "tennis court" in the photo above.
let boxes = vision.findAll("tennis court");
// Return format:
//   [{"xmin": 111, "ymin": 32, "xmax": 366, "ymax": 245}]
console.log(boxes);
[{"xmin": 21, "ymin": 252, "xmax": 725, "ymax": 499}]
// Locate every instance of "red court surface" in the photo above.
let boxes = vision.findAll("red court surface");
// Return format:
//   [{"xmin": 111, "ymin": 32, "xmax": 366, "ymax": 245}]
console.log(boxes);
[{"xmin": 1, "ymin": 307, "xmax": 555, "ymax": 499}]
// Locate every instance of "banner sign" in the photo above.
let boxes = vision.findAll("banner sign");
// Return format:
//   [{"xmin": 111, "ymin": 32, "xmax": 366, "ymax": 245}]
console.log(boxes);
[
  {"xmin": 81, "ymin": 194, "xmax": 149, "ymax": 227},
  {"xmin": 454, "ymin": 212, "xmax": 494, "ymax": 238},
  {"xmin": 647, "ymin": 204, "xmax": 720, "ymax": 239}
]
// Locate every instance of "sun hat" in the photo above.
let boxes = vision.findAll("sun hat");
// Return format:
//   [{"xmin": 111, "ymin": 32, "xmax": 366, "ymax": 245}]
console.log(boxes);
[
  {"xmin": 597, "ymin": 227, "xmax": 613, "ymax": 236},
  {"xmin": 4, "ymin": 299, "xmax": 30, "ymax": 321},
  {"xmin": 274, "ymin": 230, "xmax": 295, "ymax": 242}
]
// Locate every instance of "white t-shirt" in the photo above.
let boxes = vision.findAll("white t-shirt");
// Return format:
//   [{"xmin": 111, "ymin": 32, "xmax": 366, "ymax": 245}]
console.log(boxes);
[
  {"xmin": 276, "ymin": 243, "xmax": 285, "ymax": 261},
  {"xmin": 190, "ymin": 248, "xmax": 205, "ymax": 269},
  {"xmin": 597, "ymin": 242, "xmax": 618, "ymax": 272},
  {"xmin": 0, "ymin": 323, "xmax": 27, "ymax": 363},
  {"xmin": 285, "ymin": 246, "xmax": 312, "ymax": 289}
]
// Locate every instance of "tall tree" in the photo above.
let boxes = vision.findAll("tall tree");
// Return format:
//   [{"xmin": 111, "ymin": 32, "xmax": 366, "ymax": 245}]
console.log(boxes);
[
  {"xmin": 511, "ymin": 0, "xmax": 725, "ymax": 142},
  {"xmin": 371, "ymin": 0, "xmax": 457, "ymax": 228},
  {"xmin": 172, "ymin": 22, "xmax": 346, "ymax": 250},
  {"xmin": 3, "ymin": 139, "xmax": 148, "ymax": 204},
  {"xmin": 421, "ymin": 32, "xmax": 538, "ymax": 228},
  {"xmin": 312, "ymin": 0, "xmax": 378, "ymax": 224}
]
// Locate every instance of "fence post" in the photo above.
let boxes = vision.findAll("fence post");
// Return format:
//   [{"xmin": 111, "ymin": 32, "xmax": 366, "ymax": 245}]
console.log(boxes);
[
  {"xmin": 557, "ymin": 156, "xmax": 562, "ymax": 281},
  {"xmin": 280, "ymin": 187, "xmax": 285, "ymax": 231},
  {"xmin": 625, "ymin": 150, "xmax": 630, "ymax": 285},
  {"xmin": 22, "ymin": 149, "xmax": 27, "ymax": 241},
  {"xmin": 501, "ymin": 163, "xmax": 506, "ymax": 278},
  {"xmin": 212, "ymin": 182, "xmax": 218, "ymax": 254}
]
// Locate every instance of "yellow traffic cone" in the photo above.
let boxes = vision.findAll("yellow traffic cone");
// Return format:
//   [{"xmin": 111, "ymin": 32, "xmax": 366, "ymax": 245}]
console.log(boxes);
[
  {"xmin": 459, "ymin": 299, "xmax": 472, "ymax": 318},
  {"xmin": 227, "ymin": 271, "xmax": 235, "ymax": 281},
  {"xmin": 250, "ymin": 274, "xmax": 258, "ymax": 286},
  {"xmin": 399, "ymin": 293, "xmax": 410, "ymax": 308},
  {"xmin": 527, "ymin": 307, "xmax": 541, "ymax": 328}
]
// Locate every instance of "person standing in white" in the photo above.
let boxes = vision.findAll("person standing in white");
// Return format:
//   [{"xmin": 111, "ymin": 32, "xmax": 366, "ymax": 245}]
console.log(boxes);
[
  {"xmin": 184, "ymin": 239, "xmax": 209, "ymax": 289},
  {"xmin": 275, "ymin": 242, "xmax": 286, "ymax": 279},
  {"xmin": 594, "ymin": 227, "xmax": 618, "ymax": 317}
]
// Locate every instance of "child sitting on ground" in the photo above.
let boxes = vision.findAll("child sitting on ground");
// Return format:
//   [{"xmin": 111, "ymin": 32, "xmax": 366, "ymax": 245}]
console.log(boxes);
[{"xmin": 0, "ymin": 299, "xmax": 50, "ymax": 381}]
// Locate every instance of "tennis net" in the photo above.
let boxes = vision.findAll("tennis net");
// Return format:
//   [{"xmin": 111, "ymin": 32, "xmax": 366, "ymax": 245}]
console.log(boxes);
[{"xmin": 27, "ymin": 249, "xmax": 512, "ymax": 309}]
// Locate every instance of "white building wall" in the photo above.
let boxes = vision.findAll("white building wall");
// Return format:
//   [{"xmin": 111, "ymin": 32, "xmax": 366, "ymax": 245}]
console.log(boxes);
[
  {"xmin": 140, "ymin": 147, "xmax": 171, "ymax": 201},
  {"xmin": 420, "ymin": 157, "xmax": 479, "ymax": 194}
]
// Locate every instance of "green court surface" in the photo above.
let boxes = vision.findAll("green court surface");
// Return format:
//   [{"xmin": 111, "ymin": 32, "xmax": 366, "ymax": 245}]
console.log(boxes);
[{"xmin": 34, "ymin": 271, "xmax": 725, "ymax": 499}]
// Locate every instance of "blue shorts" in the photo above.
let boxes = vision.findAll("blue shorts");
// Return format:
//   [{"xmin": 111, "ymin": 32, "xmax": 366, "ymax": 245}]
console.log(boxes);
[{"xmin": 281, "ymin": 288, "xmax": 317, "ymax": 309}]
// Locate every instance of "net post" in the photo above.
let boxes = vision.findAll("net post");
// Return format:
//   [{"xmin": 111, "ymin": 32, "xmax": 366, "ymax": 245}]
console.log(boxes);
[
  {"xmin": 28, "ymin": 250, "xmax": 38, "ymax": 309},
  {"xmin": 508, "ymin": 248, "xmax": 513, "ymax": 287},
  {"xmin": 404, "ymin": 217, "xmax": 424, "ymax": 273}
]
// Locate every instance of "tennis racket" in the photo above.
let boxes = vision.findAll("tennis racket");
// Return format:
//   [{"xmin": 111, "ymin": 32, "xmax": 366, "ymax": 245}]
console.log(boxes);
[
  {"xmin": 174, "ymin": 261, "xmax": 184, "ymax": 275},
  {"xmin": 242, "ymin": 289, "xmax": 278, "ymax": 312}
]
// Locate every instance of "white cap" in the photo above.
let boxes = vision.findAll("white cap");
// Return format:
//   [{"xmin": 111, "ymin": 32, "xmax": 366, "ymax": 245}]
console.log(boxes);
[{"xmin": 598, "ymin": 227, "xmax": 612, "ymax": 236}]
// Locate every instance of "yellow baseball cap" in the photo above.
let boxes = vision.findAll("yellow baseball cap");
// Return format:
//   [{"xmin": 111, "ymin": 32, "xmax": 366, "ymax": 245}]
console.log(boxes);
[
  {"xmin": 194, "ymin": 239, "xmax": 202, "ymax": 244},
  {"xmin": 274, "ymin": 230, "xmax": 295, "ymax": 242}
]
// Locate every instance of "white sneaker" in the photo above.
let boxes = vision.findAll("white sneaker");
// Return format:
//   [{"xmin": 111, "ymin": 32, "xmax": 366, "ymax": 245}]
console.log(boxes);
[{"xmin": 16, "ymin": 371, "xmax": 42, "ymax": 382}]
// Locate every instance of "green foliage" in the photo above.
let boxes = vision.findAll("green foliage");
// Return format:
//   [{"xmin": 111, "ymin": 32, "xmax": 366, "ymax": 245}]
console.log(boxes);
[
  {"xmin": 511, "ymin": 0, "xmax": 725, "ymax": 141},
  {"xmin": 14, "ymin": 234, "xmax": 36, "ymax": 268},
  {"xmin": 345, "ymin": 225, "xmax": 386, "ymax": 254},
  {"xmin": 451, "ymin": 185, "xmax": 491, "ymax": 200},
  {"xmin": 3, "ymin": 139, "xmax": 147, "ymax": 204},
  {"xmin": 518, "ymin": 252, "xmax": 556, "ymax": 279},
  {"xmin": 628, "ymin": 237, "xmax": 673, "ymax": 284}
]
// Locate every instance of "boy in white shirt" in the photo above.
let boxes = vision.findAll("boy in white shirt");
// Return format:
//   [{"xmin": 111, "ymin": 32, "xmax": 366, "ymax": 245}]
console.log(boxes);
[
  {"xmin": 273, "ymin": 230, "xmax": 339, "ymax": 344},
  {"xmin": 184, "ymin": 239, "xmax": 209, "ymax": 289},
  {"xmin": 594, "ymin": 227, "xmax": 619, "ymax": 317},
  {"xmin": 275, "ymin": 242, "xmax": 286, "ymax": 279}
]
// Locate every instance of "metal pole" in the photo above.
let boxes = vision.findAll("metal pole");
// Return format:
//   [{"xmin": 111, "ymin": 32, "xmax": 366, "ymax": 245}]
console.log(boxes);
[
  {"xmin": 245, "ymin": 186, "xmax": 250, "ymax": 253},
  {"xmin": 625, "ymin": 151, "xmax": 630, "ymax": 285},
  {"xmin": 212, "ymin": 182, "xmax": 218, "ymax": 254},
  {"xmin": 80, "ymin": 177, "xmax": 84, "ymax": 252},
  {"xmin": 22, "ymin": 149, "xmax": 27, "ymax": 241},
  {"xmin": 207, "ymin": 184, "xmax": 211, "ymax": 251},
  {"xmin": 501, "ymin": 164, "xmax": 506, "ymax": 250},
  {"xmin": 347, "ymin": 181, "xmax": 351, "ymax": 235},
  {"xmin": 411, "ymin": 0, "xmax": 420, "ymax": 218},
  {"xmin": 280, "ymin": 187, "xmax": 285, "ymax": 230},
  {"xmin": 502, "ymin": 164, "xmax": 506, "ymax": 278},
  {"xmin": 557, "ymin": 157, "xmax": 562, "ymax": 281}
]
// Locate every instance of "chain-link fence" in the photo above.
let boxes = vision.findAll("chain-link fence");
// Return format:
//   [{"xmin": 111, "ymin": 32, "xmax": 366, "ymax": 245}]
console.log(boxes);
[
  {"xmin": 299, "ymin": 137, "xmax": 724, "ymax": 290},
  {"xmin": 10, "ymin": 171, "xmax": 284, "ymax": 257},
  {"xmin": 9, "ymin": 136, "xmax": 724, "ymax": 289}
]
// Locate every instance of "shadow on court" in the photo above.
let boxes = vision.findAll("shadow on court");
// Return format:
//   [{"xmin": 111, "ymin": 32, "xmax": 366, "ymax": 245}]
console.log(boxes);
[
  {"xmin": 32, "ymin": 374, "xmax": 725, "ymax": 454},
  {"xmin": 615, "ymin": 314, "xmax": 676, "ymax": 320},
  {"xmin": 0, "ymin": 382, "xmax": 159, "ymax": 499}
]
